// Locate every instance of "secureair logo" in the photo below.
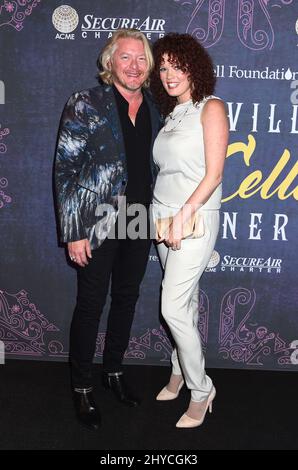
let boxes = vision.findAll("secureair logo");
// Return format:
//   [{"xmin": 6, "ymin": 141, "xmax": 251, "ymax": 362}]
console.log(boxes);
[
  {"xmin": 52, "ymin": 5, "xmax": 166, "ymax": 41},
  {"xmin": 205, "ymin": 251, "xmax": 282, "ymax": 274},
  {"xmin": 52, "ymin": 5, "xmax": 79, "ymax": 39},
  {"xmin": 206, "ymin": 250, "xmax": 220, "ymax": 271}
]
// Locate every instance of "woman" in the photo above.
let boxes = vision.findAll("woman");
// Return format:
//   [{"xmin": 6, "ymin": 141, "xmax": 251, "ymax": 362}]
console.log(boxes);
[{"xmin": 151, "ymin": 33, "xmax": 228, "ymax": 428}]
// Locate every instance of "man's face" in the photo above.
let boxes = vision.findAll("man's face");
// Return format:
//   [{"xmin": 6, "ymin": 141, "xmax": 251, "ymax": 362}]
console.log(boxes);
[{"xmin": 109, "ymin": 38, "xmax": 149, "ymax": 92}]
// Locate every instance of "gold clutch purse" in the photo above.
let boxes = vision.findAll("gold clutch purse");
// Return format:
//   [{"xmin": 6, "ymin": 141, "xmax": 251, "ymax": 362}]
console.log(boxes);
[{"xmin": 155, "ymin": 211, "xmax": 205, "ymax": 240}]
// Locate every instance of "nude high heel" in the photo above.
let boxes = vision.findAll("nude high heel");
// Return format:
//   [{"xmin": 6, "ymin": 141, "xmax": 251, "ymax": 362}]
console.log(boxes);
[
  {"xmin": 156, "ymin": 379, "xmax": 184, "ymax": 401},
  {"xmin": 176, "ymin": 386, "xmax": 216, "ymax": 428}
]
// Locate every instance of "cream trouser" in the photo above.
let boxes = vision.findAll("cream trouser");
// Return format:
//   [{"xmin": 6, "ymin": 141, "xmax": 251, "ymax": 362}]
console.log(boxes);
[{"xmin": 155, "ymin": 207, "xmax": 220, "ymax": 401}]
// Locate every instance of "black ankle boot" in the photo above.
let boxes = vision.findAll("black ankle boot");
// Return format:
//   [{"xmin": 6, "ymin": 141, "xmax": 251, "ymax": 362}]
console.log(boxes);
[
  {"xmin": 73, "ymin": 388, "xmax": 101, "ymax": 430},
  {"xmin": 102, "ymin": 372, "xmax": 140, "ymax": 407}
]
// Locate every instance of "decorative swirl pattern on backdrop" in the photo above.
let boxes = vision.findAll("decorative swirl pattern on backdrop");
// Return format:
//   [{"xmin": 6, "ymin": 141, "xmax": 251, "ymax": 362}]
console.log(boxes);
[
  {"xmin": 218, "ymin": 287, "xmax": 293, "ymax": 366},
  {"xmin": 0, "ymin": 289, "xmax": 59, "ymax": 356},
  {"xmin": 0, "ymin": 125, "xmax": 11, "ymax": 209},
  {"xmin": 0, "ymin": 0, "xmax": 41, "ymax": 31},
  {"xmin": 0, "ymin": 286, "xmax": 293, "ymax": 366},
  {"xmin": 0, "ymin": 285, "xmax": 208, "ymax": 361},
  {"xmin": 174, "ymin": 0, "xmax": 293, "ymax": 50}
]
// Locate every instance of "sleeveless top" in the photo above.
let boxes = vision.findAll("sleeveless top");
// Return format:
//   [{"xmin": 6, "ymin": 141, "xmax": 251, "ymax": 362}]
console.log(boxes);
[{"xmin": 153, "ymin": 96, "xmax": 222, "ymax": 210}]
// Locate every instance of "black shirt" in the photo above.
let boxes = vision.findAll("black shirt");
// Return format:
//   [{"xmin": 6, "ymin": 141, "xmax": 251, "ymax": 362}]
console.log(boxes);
[{"xmin": 113, "ymin": 85, "xmax": 152, "ymax": 204}]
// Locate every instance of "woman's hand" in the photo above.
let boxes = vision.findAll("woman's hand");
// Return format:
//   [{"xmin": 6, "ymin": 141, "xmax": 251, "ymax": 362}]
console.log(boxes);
[{"xmin": 159, "ymin": 213, "xmax": 184, "ymax": 250}]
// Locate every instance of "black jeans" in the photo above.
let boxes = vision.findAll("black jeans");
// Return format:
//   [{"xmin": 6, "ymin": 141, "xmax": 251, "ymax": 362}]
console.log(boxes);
[{"xmin": 69, "ymin": 214, "xmax": 152, "ymax": 389}]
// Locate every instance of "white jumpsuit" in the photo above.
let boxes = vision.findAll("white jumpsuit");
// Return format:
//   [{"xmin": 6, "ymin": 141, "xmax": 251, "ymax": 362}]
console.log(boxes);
[{"xmin": 153, "ymin": 96, "xmax": 221, "ymax": 401}]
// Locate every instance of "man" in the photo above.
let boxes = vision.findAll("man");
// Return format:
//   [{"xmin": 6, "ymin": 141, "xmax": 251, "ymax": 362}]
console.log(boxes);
[{"xmin": 55, "ymin": 29, "xmax": 160, "ymax": 430}]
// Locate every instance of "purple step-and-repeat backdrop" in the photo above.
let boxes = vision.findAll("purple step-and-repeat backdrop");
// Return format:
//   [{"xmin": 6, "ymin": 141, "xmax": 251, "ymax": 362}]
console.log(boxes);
[{"xmin": 1, "ymin": 0, "xmax": 298, "ymax": 370}]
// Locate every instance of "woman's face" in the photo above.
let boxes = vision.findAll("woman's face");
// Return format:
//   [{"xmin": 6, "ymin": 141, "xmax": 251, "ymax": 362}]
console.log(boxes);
[{"xmin": 159, "ymin": 54, "xmax": 192, "ymax": 103}]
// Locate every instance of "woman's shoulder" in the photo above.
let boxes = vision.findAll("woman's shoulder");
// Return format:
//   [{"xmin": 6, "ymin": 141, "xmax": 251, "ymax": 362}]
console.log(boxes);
[
  {"xmin": 199, "ymin": 95, "xmax": 225, "ymax": 111},
  {"xmin": 199, "ymin": 95, "xmax": 223, "ymax": 105},
  {"xmin": 192, "ymin": 96, "xmax": 224, "ymax": 114},
  {"xmin": 199, "ymin": 95, "xmax": 227, "ymax": 124}
]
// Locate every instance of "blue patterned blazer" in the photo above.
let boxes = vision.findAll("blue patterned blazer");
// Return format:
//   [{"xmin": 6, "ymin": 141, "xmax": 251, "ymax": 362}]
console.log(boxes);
[{"xmin": 55, "ymin": 83, "xmax": 161, "ymax": 250}]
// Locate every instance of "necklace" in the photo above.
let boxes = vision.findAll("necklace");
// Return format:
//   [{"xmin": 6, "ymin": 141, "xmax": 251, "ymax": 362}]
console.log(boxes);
[{"xmin": 163, "ymin": 106, "xmax": 190, "ymax": 133}]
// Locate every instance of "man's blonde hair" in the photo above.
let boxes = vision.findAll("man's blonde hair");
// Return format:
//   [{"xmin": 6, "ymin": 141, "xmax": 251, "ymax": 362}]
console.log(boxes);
[{"xmin": 98, "ymin": 29, "xmax": 154, "ymax": 88}]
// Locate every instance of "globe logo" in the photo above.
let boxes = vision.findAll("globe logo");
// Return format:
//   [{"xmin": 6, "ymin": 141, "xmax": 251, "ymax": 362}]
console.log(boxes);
[
  {"xmin": 52, "ymin": 5, "xmax": 79, "ymax": 34},
  {"xmin": 207, "ymin": 250, "xmax": 220, "ymax": 268}
]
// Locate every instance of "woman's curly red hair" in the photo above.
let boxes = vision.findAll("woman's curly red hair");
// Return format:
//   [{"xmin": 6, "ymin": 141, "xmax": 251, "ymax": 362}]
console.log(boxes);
[{"xmin": 151, "ymin": 33, "xmax": 216, "ymax": 117}]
